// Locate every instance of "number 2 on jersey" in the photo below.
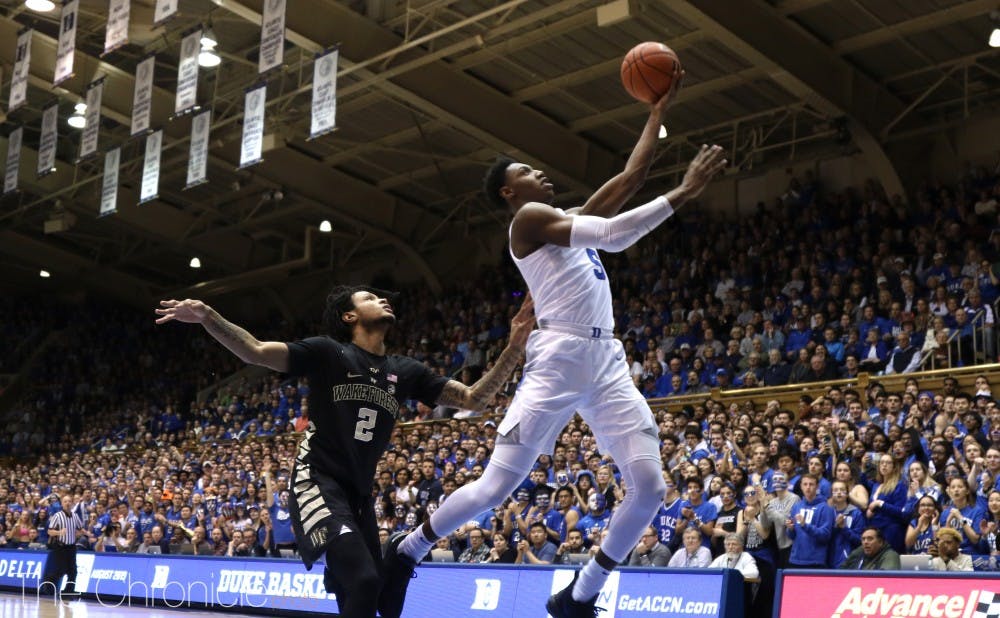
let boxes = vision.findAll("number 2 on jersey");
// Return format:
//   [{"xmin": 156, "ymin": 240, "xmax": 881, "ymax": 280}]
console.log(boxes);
[
  {"xmin": 354, "ymin": 407, "xmax": 377, "ymax": 442},
  {"xmin": 586, "ymin": 249, "xmax": 606, "ymax": 280}
]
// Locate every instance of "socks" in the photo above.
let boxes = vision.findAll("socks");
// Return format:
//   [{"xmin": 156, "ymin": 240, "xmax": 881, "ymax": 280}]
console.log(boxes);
[
  {"xmin": 571, "ymin": 559, "xmax": 611, "ymax": 602},
  {"xmin": 398, "ymin": 526, "xmax": 434, "ymax": 562}
]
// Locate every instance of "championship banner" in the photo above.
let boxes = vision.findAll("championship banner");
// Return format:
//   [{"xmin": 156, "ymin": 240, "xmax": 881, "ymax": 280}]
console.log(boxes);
[
  {"xmin": 103, "ymin": 0, "xmax": 129, "ymax": 55},
  {"xmin": 78, "ymin": 78, "xmax": 104, "ymax": 161},
  {"xmin": 174, "ymin": 27, "xmax": 201, "ymax": 115},
  {"xmin": 100, "ymin": 147, "xmax": 120, "ymax": 216},
  {"xmin": 54, "ymin": 0, "xmax": 79, "ymax": 86},
  {"xmin": 131, "ymin": 55, "xmax": 155, "ymax": 136},
  {"xmin": 8, "ymin": 29, "xmax": 31, "ymax": 112},
  {"xmin": 3, "ymin": 126, "xmax": 22, "ymax": 195},
  {"xmin": 153, "ymin": 0, "xmax": 177, "ymax": 26},
  {"xmin": 239, "ymin": 83, "xmax": 266, "ymax": 168},
  {"xmin": 139, "ymin": 129, "xmax": 162, "ymax": 204},
  {"xmin": 37, "ymin": 103, "xmax": 59, "ymax": 178},
  {"xmin": 185, "ymin": 109, "xmax": 211, "ymax": 188},
  {"xmin": 258, "ymin": 0, "xmax": 286, "ymax": 74},
  {"xmin": 309, "ymin": 48, "xmax": 338, "ymax": 139}
]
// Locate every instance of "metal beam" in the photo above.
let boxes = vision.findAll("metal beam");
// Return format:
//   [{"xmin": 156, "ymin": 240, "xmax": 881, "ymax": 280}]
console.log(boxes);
[
  {"xmin": 569, "ymin": 68, "xmax": 768, "ymax": 132},
  {"xmin": 833, "ymin": 0, "xmax": 997, "ymax": 56},
  {"xmin": 773, "ymin": 0, "xmax": 832, "ymax": 15},
  {"xmin": 510, "ymin": 30, "xmax": 706, "ymax": 103},
  {"xmin": 674, "ymin": 0, "xmax": 907, "ymax": 198}
]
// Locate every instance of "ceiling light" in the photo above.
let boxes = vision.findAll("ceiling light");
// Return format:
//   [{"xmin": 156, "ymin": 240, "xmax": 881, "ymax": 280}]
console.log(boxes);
[
  {"xmin": 39, "ymin": 270, "xmax": 51, "ymax": 278},
  {"xmin": 189, "ymin": 257, "xmax": 201, "ymax": 269},
  {"xmin": 68, "ymin": 106, "xmax": 86, "ymax": 129},
  {"xmin": 990, "ymin": 27, "xmax": 1000, "ymax": 48},
  {"xmin": 319, "ymin": 220, "xmax": 332, "ymax": 233},
  {"xmin": 198, "ymin": 50, "xmax": 221, "ymax": 68},
  {"xmin": 200, "ymin": 27, "xmax": 218, "ymax": 49},
  {"xmin": 25, "ymin": 0, "xmax": 56, "ymax": 12},
  {"xmin": 658, "ymin": 125, "xmax": 668, "ymax": 139}
]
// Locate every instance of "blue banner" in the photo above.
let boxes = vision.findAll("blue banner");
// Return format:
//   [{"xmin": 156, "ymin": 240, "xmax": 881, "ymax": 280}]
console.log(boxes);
[{"xmin": 0, "ymin": 550, "xmax": 740, "ymax": 617}]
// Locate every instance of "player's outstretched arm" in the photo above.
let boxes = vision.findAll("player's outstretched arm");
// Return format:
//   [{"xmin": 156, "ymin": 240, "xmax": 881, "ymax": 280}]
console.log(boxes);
[
  {"xmin": 576, "ymin": 70, "xmax": 684, "ymax": 218},
  {"xmin": 518, "ymin": 144, "xmax": 726, "ymax": 253},
  {"xmin": 436, "ymin": 294, "xmax": 534, "ymax": 411},
  {"xmin": 155, "ymin": 299, "xmax": 289, "ymax": 372}
]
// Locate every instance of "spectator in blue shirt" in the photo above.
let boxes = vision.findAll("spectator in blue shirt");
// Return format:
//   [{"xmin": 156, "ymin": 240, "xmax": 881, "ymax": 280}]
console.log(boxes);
[{"xmin": 786, "ymin": 474, "xmax": 835, "ymax": 568}]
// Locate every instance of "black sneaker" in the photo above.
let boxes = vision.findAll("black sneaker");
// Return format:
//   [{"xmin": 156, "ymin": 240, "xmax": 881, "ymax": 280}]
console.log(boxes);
[
  {"xmin": 378, "ymin": 532, "xmax": 418, "ymax": 618},
  {"xmin": 545, "ymin": 572, "xmax": 605, "ymax": 618}
]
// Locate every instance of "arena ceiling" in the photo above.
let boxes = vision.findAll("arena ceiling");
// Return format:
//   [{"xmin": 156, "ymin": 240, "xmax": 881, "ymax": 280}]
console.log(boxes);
[{"xmin": 0, "ymin": 0, "xmax": 998, "ymax": 308}]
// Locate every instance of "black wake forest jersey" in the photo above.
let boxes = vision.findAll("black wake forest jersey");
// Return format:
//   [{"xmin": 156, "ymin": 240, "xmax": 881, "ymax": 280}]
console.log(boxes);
[{"xmin": 286, "ymin": 336, "xmax": 449, "ymax": 497}]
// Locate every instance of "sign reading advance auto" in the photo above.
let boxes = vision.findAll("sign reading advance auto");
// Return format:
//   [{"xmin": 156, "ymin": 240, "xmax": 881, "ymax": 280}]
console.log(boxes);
[
  {"xmin": 0, "ymin": 550, "xmax": 733, "ymax": 617},
  {"xmin": 778, "ymin": 573, "xmax": 998, "ymax": 618}
]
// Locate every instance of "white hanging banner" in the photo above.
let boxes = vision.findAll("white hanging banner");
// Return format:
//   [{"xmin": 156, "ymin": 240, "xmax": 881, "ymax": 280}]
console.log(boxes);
[
  {"xmin": 153, "ymin": 0, "xmax": 177, "ymax": 26},
  {"xmin": 3, "ymin": 126, "xmax": 23, "ymax": 196},
  {"xmin": 9, "ymin": 29, "xmax": 31, "ymax": 112},
  {"xmin": 175, "ymin": 27, "xmax": 201, "ymax": 115},
  {"xmin": 54, "ymin": 0, "xmax": 79, "ymax": 86},
  {"xmin": 140, "ymin": 129, "xmax": 162, "ymax": 204},
  {"xmin": 258, "ymin": 0, "xmax": 286, "ymax": 74},
  {"xmin": 103, "ymin": 0, "xmax": 130, "ymax": 55},
  {"xmin": 186, "ymin": 109, "xmax": 211, "ymax": 188},
  {"xmin": 240, "ymin": 83, "xmax": 266, "ymax": 168},
  {"xmin": 78, "ymin": 78, "xmax": 104, "ymax": 161},
  {"xmin": 131, "ymin": 55, "xmax": 155, "ymax": 136},
  {"xmin": 37, "ymin": 103, "xmax": 59, "ymax": 178},
  {"xmin": 309, "ymin": 48, "xmax": 338, "ymax": 140},
  {"xmin": 100, "ymin": 147, "xmax": 120, "ymax": 216}
]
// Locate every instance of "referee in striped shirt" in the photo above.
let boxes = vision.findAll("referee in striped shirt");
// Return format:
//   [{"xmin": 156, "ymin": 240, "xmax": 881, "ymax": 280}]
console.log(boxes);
[{"xmin": 40, "ymin": 492, "xmax": 85, "ymax": 598}]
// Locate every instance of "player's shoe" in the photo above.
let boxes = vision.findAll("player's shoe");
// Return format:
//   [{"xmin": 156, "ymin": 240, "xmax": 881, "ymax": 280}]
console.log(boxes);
[
  {"xmin": 545, "ymin": 572, "xmax": 605, "ymax": 618},
  {"xmin": 378, "ymin": 532, "xmax": 418, "ymax": 618}
]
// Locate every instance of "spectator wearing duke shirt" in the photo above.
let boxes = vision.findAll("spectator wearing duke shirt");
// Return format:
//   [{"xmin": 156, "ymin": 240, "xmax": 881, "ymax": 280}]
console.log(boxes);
[
  {"xmin": 679, "ymin": 477, "xmax": 717, "ymax": 549},
  {"xmin": 827, "ymin": 480, "xmax": 865, "ymax": 568},
  {"xmin": 786, "ymin": 474, "xmax": 835, "ymax": 569}
]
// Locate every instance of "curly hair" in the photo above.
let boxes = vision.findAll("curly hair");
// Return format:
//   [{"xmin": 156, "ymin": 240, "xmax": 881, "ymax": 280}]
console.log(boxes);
[
  {"xmin": 482, "ymin": 155, "xmax": 515, "ymax": 209},
  {"xmin": 323, "ymin": 284, "xmax": 398, "ymax": 341}
]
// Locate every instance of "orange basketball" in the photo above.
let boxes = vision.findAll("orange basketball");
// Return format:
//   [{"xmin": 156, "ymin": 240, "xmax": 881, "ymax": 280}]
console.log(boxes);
[{"xmin": 621, "ymin": 42, "xmax": 681, "ymax": 104}]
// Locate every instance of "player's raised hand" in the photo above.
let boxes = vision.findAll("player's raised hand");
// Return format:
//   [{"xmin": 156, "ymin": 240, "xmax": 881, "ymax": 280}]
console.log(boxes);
[
  {"xmin": 155, "ymin": 299, "xmax": 210, "ymax": 324},
  {"xmin": 508, "ymin": 293, "xmax": 536, "ymax": 352},
  {"xmin": 652, "ymin": 69, "xmax": 685, "ymax": 117},
  {"xmin": 678, "ymin": 145, "xmax": 727, "ymax": 200}
]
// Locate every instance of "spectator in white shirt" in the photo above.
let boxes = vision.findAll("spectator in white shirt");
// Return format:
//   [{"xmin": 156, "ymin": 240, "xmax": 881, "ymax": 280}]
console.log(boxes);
[{"xmin": 668, "ymin": 527, "xmax": 712, "ymax": 568}]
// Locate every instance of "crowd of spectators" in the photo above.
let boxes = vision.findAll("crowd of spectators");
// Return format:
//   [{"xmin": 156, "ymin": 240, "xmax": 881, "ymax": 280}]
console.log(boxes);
[{"xmin": 0, "ymin": 165, "xmax": 998, "ymax": 614}]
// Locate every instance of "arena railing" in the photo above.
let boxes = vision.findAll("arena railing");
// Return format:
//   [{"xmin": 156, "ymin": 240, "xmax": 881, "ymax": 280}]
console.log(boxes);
[{"xmin": 642, "ymin": 362, "xmax": 1000, "ymax": 414}]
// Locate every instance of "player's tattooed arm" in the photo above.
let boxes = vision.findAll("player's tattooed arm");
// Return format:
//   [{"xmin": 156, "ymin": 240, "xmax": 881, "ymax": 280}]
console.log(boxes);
[
  {"xmin": 435, "ymin": 295, "xmax": 535, "ymax": 411},
  {"xmin": 437, "ymin": 346, "xmax": 525, "ymax": 411},
  {"xmin": 156, "ymin": 299, "xmax": 289, "ymax": 372}
]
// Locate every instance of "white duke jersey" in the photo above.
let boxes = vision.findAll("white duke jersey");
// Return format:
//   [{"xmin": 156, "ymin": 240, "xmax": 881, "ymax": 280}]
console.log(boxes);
[{"xmin": 509, "ymin": 210, "xmax": 614, "ymax": 330}]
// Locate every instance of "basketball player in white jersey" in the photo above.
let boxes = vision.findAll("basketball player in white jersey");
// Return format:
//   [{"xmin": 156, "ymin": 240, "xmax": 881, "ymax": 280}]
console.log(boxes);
[{"xmin": 383, "ymin": 93, "xmax": 726, "ymax": 618}]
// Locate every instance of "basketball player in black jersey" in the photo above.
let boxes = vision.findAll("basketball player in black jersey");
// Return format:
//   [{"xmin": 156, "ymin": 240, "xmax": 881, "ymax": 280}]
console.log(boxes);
[{"xmin": 155, "ymin": 286, "xmax": 534, "ymax": 618}]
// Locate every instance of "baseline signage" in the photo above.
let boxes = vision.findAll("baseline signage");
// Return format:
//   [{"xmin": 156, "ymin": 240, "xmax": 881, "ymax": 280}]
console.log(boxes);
[
  {"xmin": 0, "ymin": 550, "xmax": 741, "ymax": 618},
  {"xmin": 776, "ymin": 570, "xmax": 1000, "ymax": 618}
]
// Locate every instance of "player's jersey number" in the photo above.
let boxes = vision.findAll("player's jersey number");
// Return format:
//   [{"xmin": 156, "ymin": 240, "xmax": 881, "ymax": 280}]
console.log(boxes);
[
  {"xmin": 586, "ymin": 249, "xmax": 606, "ymax": 280},
  {"xmin": 354, "ymin": 407, "xmax": 377, "ymax": 442}
]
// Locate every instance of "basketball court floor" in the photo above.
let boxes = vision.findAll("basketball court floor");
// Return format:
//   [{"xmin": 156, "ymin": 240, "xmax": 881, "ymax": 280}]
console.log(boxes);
[{"xmin": 0, "ymin": 592, "xmax": 266, "ymax": 618}]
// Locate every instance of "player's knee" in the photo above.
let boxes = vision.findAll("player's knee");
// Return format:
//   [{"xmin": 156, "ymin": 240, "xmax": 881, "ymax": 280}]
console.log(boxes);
[{"xmin": 354, "ymin": 567, "xmax": 380, "ymax": 593}]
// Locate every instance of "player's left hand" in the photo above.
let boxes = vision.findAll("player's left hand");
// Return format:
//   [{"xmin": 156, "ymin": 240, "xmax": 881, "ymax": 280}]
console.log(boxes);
[{"xmin": 507, "ymin": 293, "xmax": 536, "ymax": 352}]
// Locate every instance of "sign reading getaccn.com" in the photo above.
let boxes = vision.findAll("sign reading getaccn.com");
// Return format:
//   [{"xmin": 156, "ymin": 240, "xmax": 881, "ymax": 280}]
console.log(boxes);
[
  {"xmin": 777, "ymin": 572, "xmax": 1000, "ymax": 618},
  {"xmin": 0, "ymin": 550, "xmax": 738, "ymax": 618}
]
